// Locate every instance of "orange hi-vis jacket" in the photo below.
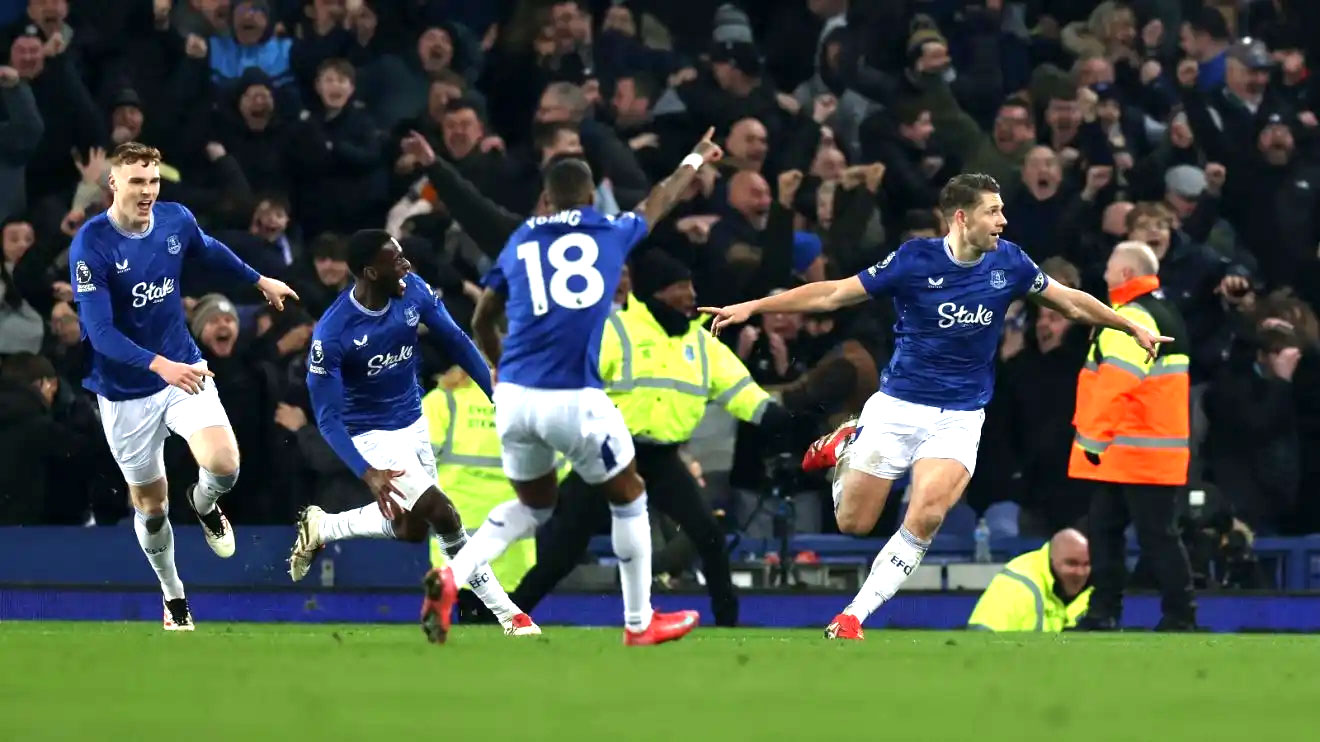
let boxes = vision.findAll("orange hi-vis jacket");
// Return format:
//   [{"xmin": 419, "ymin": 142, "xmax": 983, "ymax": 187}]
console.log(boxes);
[{"xmin": 1069, "ymin": 275, "xmax": 1190, "ymax": 486}]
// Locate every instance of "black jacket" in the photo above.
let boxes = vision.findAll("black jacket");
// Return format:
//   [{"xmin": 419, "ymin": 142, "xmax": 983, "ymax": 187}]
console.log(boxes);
[{"xmin": 287, "ymin": 98, "xmax": 386, "ymax": 237}]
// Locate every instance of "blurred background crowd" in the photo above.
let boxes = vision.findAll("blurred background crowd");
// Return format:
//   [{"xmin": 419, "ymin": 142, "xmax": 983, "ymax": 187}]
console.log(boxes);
[{"xmin": 1, "ymin": 0, "xmax": 1318, "ymax": 581}]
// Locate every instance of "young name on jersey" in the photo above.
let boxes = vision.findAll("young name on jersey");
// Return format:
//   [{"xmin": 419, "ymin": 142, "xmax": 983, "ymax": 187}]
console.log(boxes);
[{"xmin": 486, "ymin": 207, "xmax": 648, "ymax": 390}]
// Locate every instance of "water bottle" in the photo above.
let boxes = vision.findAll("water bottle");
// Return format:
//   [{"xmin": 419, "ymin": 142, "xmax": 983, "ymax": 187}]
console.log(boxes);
[
  {"xmin": 320, "ymin": 556, "xmax": 335, "ymax": 588},
  {"xmin": 973, "ymin": 518, "xmax": 992, "ymax": 563}
]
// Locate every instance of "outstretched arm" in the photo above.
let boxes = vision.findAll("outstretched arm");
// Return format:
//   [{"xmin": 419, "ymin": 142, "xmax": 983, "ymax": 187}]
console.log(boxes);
[
  {"xmin": 182, "ymin": 205, "xmax": 299, "ymax": 309},
  {"xmin": 699, "ymin": 277, "xmax": 870, "ymax": 335},
  {"xmin": 634, "ymin": 127, "xmax": 723, "ymax": 232},
  {"xmin": 1030, "ymin": 281, "xmax": 1171, "ymax": 360}
]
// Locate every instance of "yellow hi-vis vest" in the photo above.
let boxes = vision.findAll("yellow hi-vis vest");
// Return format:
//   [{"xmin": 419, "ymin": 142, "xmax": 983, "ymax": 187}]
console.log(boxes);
[
  {"xmin": 599, "ymin": 296, "xmax": 771, "ymax": 443},
  {"xmin": 966, "ymin": 544, "xmax": 1092, "ymax": 632},
  {"xmin": 421, "ymin": 379, "xmax": 535, "ymax": 590}
]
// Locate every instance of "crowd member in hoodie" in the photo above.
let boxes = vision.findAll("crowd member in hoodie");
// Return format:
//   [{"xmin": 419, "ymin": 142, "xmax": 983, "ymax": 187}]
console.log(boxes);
[
  {"xmin": 294, "ymin": 231, "xmax": 350, "ymax": 318},
  {"xmin": 207, "ymin": 0, "xmax": 298, "ymax": 112},
  {"xmin": 287, "ymin": 57, "xmax": 383, "ymax": 238},
  {"xmin": 912, "ymin": 75, "xmax": 1037, "ymax": 199},
  {"xmin": 212, "ymin": 67, "xmax": 290, "ymax": 196},
  {"xmin": 792, "ymin": 25, "xmax": 878, "ymax": 161}
]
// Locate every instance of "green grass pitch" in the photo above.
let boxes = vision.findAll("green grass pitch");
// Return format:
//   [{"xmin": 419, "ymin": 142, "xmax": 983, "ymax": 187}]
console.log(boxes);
[{"xmin": 2, "ymin": 622, "xmax": 1317, "ymax": 740}]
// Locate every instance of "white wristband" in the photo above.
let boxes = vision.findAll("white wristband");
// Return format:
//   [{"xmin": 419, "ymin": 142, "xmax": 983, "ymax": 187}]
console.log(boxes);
[{"xmin": 681, "ymin": 153, "xmax": 704, "ymax": 171}]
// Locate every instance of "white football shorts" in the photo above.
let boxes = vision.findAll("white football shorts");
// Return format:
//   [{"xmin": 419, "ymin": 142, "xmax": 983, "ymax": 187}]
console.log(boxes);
[
  {"xmin": 848, "ymin": 391, "xmax": 986, "ymax": 482},
  {"xmin": 350, "ymin": 416, "xmax": 437, "ymax": 511},
  {"xmin": 97, "ymin": 363, "xmax": 231, "ymax": 486},
  {"xmin": 494, "ymin": 382, "xmax": 634, "ymax": 485}
]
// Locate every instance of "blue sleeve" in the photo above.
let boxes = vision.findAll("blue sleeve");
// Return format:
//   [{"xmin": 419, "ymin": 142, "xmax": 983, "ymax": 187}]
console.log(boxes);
[
  {"xmin": 1012, "ymin": 246, "xmax": 1049, "ymax": 296},
  {"xmin": 612, "ymin": 212, "xmax": 649, "ymax": 256},
  {"xmin": 180, "ymin": 205, "xmax": 261, "ymax": 285},
  {"xmin": 856, "ymin": 249, "xmax": 903, "ymax": 297},
  {"xmin": 306, "ymin": 333, "xmax": 372, "ymax": 477},
  {"xmin": 411, "ymin": 274, "xmax": 494, "ymax": 400},
  {"xmin": 70, "ymin": 231, "xmax": 158, "ymax": 369}
]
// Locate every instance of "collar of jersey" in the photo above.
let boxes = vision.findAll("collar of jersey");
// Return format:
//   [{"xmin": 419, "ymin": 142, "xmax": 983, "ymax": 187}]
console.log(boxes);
[
  {"xmin": 108, "ymin": 209, "xmax": 155, "ymax": 240},
  {"xmin": 1108, "ymin": 274, "xmax": 1161, "ymax": 306},
  {"xmin": 348, "ymin": 289, "xmax": 391, "ymax": 316},
  {"xmin": 943, "ymin": 237, "xmax": 984, "ymax": 268}
]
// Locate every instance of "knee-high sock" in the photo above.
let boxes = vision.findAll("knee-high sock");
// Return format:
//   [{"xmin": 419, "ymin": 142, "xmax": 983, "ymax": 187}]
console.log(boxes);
[
  {"xmin": 437, "ymin": 530, "xmax": 519, "ymax": 623},
  {"xmin": 135, "ymin": 506, "xmax": 184, "ymax": 600},
  {"xmin": 843, "ymin": 526, "xmax": 931, "ymax": 622},
  {"xmin": 611, "ymin": 493, "xmax": 653, "ymax": 632}
]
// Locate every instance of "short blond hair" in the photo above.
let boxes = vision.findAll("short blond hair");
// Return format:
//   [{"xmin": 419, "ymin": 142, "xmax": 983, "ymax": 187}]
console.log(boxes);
[{"xmin": 110, "ymin": 142, "xmax": 162, "ymax": 168}]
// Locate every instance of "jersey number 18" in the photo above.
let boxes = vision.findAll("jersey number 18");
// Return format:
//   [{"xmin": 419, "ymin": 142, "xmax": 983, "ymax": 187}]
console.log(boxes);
[{"xmin": 516, "ymin": 234, "xmax": 605, "ymax": 315}]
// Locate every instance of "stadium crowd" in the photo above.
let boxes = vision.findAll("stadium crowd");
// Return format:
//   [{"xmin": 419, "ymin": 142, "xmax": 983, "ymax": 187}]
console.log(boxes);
[{"xmin": 1, "ymin": 0, "xmax": 1318, "ymax": 565}]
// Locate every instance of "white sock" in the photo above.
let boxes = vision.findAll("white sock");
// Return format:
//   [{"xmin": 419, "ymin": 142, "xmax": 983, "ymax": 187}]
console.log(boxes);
[
  {"xmin": 194, "ymin": 467, "xmax": 238, "ymax": 516},
  {"xmin": 438, "ymin": 531, "xmax": 519, "ymax": 623},
  {"xmin": 318, "ymin": 504, "xmax": 396, "ymax": 544},
  {"xmin": 447, "ymin": 499, "xmax": 551, "ymax": 586},
  {"xmin": 134, "ymin": 508, "xmax": 184, "ymax": 600},
  {"xmin": 843, "ymin": 526, "xmax": 930, "ymax": 622},
  {"xmin": 611, "ymin": 492, "xmax": 653, "ymax": 632}
]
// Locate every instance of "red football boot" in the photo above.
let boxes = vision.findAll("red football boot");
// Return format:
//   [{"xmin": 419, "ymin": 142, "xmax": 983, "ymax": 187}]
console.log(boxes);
[
  {"xmin": 421, "ymin": 567, "xmax": 458, "ymax": 644},
  {"xmin": 802, "ymin": 418, "xmax": 859, "ymax": 472},
  {"xmin": 824, "ymin": 613, "xmax": 864, "ymax": 640},
  {"xmin": 623, "ymin": 609, "xmax": 700, "ymax": 646}
]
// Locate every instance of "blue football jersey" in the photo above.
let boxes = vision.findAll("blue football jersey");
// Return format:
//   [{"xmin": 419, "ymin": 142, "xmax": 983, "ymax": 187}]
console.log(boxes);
[
  {"xmin": 307, "ymin": 271, "xmax": 493, "ymax": 477},
  {"xmin": 308, "ymin": 272, "xmax": 441, "ymax": 438},
  {"xmin": 486, "ymin": 207, "xmax": 647, "ymax": 389},
  {"xmin": 69, "ymin": 202, "xmax": 260, "ymax": 401},
  {"xmin": 857, "ymin": 237, "xmax": 1049, "ymax": 410}
]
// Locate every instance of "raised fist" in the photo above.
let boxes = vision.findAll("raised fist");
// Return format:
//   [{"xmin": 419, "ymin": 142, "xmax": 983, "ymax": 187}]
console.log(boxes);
[{"xmin": 1176, "ymin": 58, "xmax": 1198, "ymax": 88}]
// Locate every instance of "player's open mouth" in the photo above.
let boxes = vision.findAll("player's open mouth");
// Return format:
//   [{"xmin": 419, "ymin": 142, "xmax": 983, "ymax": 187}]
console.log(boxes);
[{"xmin": 136, "ymin": 200, "xmax": 152, "ymax": 212}]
